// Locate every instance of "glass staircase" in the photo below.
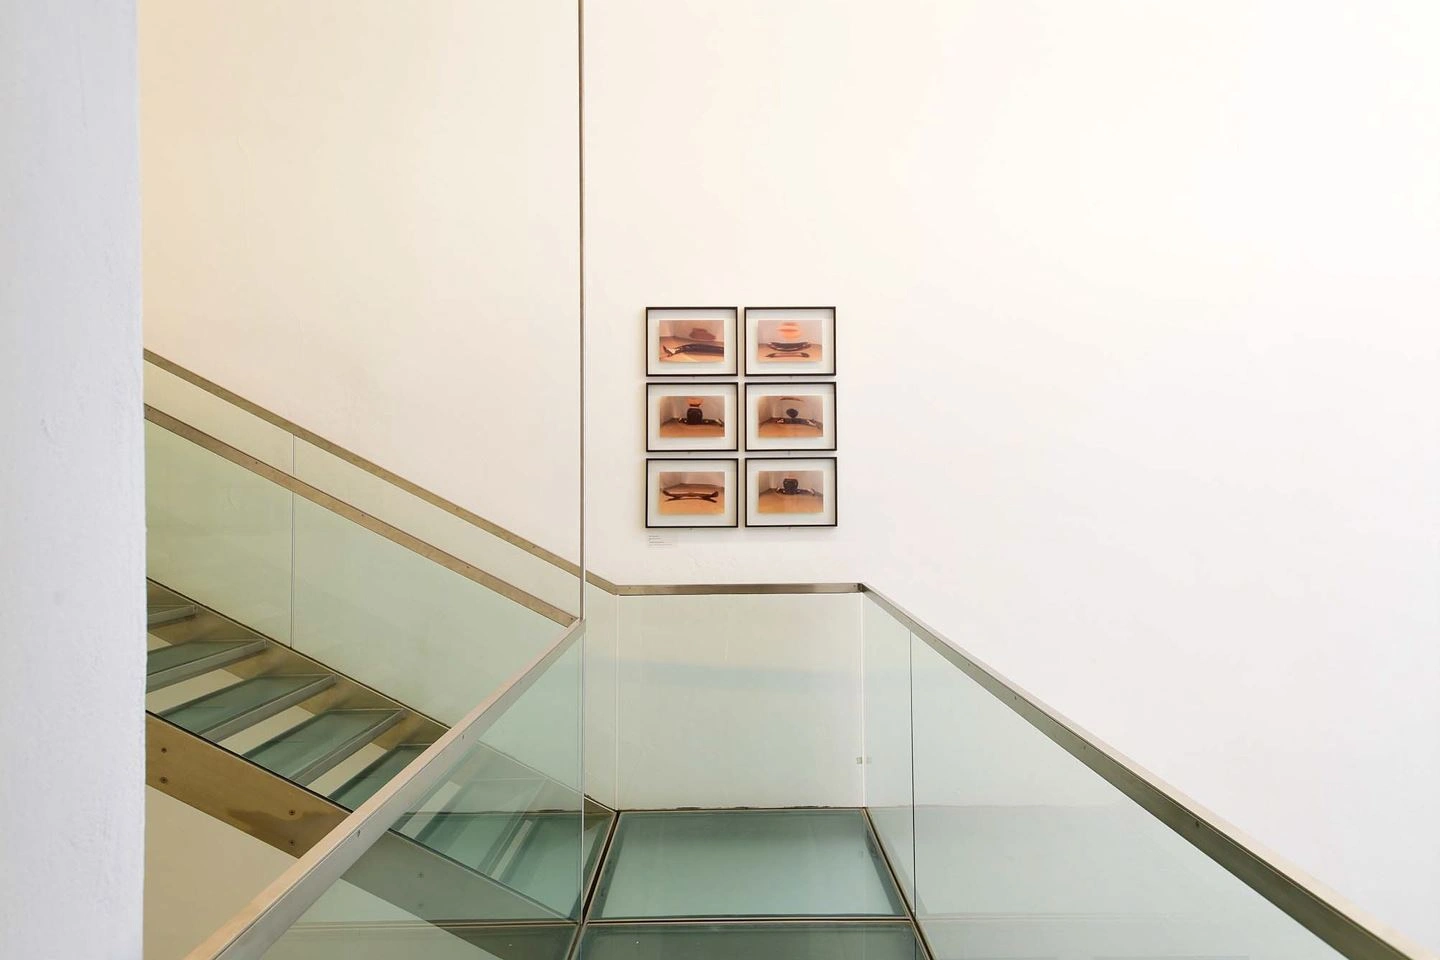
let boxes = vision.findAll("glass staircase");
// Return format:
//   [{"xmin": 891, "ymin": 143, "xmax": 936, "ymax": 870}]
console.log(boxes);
[
  {"xmin": 147, "ymin": 583, "xmax": 606, "ymax": 922},
  {"xmin": 147, "ymin": 582, "xmax": 442, "ymax": 808},
  {"xmin": 142, "ymin": 354, "xmax": 1429, "ymax": 960}
]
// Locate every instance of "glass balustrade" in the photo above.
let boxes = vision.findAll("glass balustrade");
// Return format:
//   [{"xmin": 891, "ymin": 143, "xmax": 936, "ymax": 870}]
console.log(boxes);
[
  {"xmin": 861, "ymin": 593, "xmax": 1355, "ymax": 960},
  {"xmin": 258, "ymin": 626, "xmax": 587, "ymax": 960},
  {"xmin": 178, "ymin": 588, "xmax": 1415, "ymax": 960},
  {"xmin": 144, "ymin": 417, "xmax": 569, "ymax": 726}
]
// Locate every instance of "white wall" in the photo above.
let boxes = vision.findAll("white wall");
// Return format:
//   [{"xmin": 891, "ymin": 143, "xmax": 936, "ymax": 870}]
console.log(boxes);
[
  {"xmin": 144, "ymin": 789, "xmax": 294, "ymax": 960},
  {"xmin": 0, "ymin": 2, "xmax": 144, "ymax": 956},
  {"xmin": 584, "ymin": 1, "xmax": 1440, "ymax": 950},
  {"xmin": 140, "ymin": 0, "xmax": 581, "ymax": 568}
]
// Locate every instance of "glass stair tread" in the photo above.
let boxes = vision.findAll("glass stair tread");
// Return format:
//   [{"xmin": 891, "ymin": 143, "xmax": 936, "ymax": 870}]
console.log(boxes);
[
  {"xmin": 499, "ymin": 812, "xmax": 602, "ymax": 916},
  {"xmin": 244, "ymin": 709, "xmax": 402, "ymax": 785},
  {"xmin": 146, "ymin": 639, "xmax": 267, "ymax": 692},
  {"xmin": 403, "ymin": 777, "xmax": 547, "ymax": 870},
  {"xmin": 592, "ymin": 809, "xmax": 906, "ymax": 920},
  {"xmin": 160, "ymin": 674, "xmax": 336, "ymax": 741},
  {"xmin": 328, "ymin": 743, "xmax": 429, "ymax": 810},
  {"xmin": 146, "ymin": 602, "xmax": 197, "ymax": 628}
]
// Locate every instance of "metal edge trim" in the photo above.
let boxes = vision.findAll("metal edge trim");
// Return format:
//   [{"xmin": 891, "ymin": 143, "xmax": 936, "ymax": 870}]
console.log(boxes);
[
  {"xmin": 587, "ymin": 581, "xmax": 862, "ymax": 596},
  {"xmin": 858, "ymin": 585, "xmax": 1437, "ymax": 960},
  {"xmin": 580, "ymin": 809, "xmax": 621, "ymax": 923},
  {"xmin": 189, "ymin": 620, "xmax": 587, "ymax": 960},
  {"xmin": 146, "ymin": 406, "xmax": 575, "ymax": 627},
  {"xmin": 580, "ymin": 917, "xmax": 917, "ymax": 926},
  {"xmin": 143, "ymin": 350, "xmax": 582, "ymax": 578},
  {"xmin": 860, "ymin": 807, "xmax": 936, "ymax": 960}
]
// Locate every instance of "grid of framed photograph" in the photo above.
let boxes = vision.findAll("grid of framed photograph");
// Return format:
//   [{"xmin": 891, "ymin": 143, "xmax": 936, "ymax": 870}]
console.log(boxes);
[{"xmin": 644, "ymin": 305, "xmax": 837, "ymax": 528}]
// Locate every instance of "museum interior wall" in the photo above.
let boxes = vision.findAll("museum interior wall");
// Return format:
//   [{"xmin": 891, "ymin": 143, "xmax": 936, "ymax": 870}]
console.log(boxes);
[
  {"xmin": 134, "ymin": 0, "xmax": 1439, "ymax": 951},
  {"xmin": 140, "ymin": 0, "xmax": 582, "ymax": 565},
  {"xmin": 583, "ymin": 1, "xmax": 1440, "ymax": 949}
]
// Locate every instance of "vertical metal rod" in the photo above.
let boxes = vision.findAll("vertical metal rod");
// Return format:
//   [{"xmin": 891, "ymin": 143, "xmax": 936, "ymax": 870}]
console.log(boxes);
[
  {"xmin": 576, "ymin": 6, "xmax": 590, "ymax": 945},
  {"xmin": 287, "ymin": 434, "xmax": 297, "ymax": 648},
  {"xmin": 577, "ymin": 0, "xmax": 587, "ymax": 623}
]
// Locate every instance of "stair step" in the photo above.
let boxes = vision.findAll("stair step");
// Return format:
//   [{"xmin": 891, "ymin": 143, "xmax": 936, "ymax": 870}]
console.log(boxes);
[
  {"xmin": 329, "ymin": 743, "xmax": 429, "ymax": 810},
  {"xmin": 147, "ymin": 602, "xmax": 198, "ymax": 628},
  {"xmin": 161, "ymin": 674, "xmax": 337, "ymax": 741},
  {"xmin": 498, "ymin": 813, "xmax": 584, "ymax": 912},
  {"xmin": 245, "ymin": 709, "xmax": 403, "ymax": 785},
  {"xmin": 146, "ymin": 639, "xmax": 268, "ymax": 692},
  {"xmin": 403, "ymin": 776, "xmax": 548, "ymax": 871}
]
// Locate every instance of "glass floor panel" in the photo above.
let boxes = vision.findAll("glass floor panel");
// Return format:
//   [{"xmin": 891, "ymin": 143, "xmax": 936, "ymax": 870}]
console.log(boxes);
[
  {"xmin": 590, "ymin": 809, "xmax": 905, "ymax": 920},
  {"xmin": 578, "ymin": 921, "xmax": 924, "ymax": 960}
]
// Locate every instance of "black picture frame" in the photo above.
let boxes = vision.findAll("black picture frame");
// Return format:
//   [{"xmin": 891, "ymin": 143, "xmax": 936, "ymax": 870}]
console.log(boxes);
[
  {"xmin": 646, "ymin": 306, "xmax": 739, "ymax": 377},
  {"xmin": 743, "ymin": 306, "xmax": 837, "ymax": 377},
  {"xmin": 744, "ymin": 381, "xmax": 837, "ymax": 452},
  {"xmin": 743, "ymin": 456, "xmax": 838, "ymax": 528},
  {"xmin": 645, "ymin": 457, "xmax": 741, "ymax": 529},
  {"xmin": 646, "ymin": 382, "xmax": 739, "ymax": 453}
]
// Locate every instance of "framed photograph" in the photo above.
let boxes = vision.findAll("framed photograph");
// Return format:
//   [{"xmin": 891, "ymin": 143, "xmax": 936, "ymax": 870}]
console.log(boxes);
[
  {"xmin": 745, "ymin": 382, "xmax": 836, "ymax": 451},
  {"xmin": 745, "ymin": 457, "xmax": 837, "ymax": 527},
  {"xmin": 647, "ymin": 383, "xmax": 739, "ymax": 452},
  {"xmin": 646, "ymin": 459, "xmax": 740, "ymax": 528},
  {"xmin": 744, "ymin": 306, "xmax": 836, "ymax": 376},
  {"xmin": 647, "ymin": 307, "xmax": 738, "ymax": 376}
]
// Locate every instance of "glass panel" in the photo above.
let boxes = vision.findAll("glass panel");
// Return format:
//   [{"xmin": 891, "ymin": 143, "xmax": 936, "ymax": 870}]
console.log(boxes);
[
  {"xmin": 578, "ymin": 922, "xmax": 924, "ymax": 960},
  {"xmin": 592, "ymin": 810, "xmax": 905, "ymax": 920},
  {"xmin": 909, "ymin": 635, "xmax": 1346, "ymax": 960},
  {"xmin": 145, "ymin": 421, "xmax": 293, "ymax": 642},
  {"xmin": 260, "ymin": 629, "xmax": 583, "ymax": 960},
  {"xmin": 292, "ymin": 438, "xmax": 581, "ymax": 618},
  {"xmin": 291, "ymin": 495, "xmax": 561, "ymax": 725},
  {"xmin": 612, "ymin": 593, "xmax": 862, "ymax": 808},
  {"xmin": 861, "ymin": 596, "xmax": 915, "ymax": 906}
]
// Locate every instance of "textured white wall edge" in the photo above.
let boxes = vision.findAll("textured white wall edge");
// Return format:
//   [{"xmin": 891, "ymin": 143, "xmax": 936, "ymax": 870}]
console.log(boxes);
[{"xmin": 0, "ymin": 1, "xmax": 145, "ymax": 957}]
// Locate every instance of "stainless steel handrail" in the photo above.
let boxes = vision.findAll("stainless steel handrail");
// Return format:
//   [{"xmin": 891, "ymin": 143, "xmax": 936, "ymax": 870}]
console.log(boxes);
[
  {"xmin": 144, "ymin": 349, "xmax": 582, "ymax": 579},
  {"xmin": 185, "ymin": 619, "xmax": 586, "ymax": 960},
  {"xmin": 591, "ymin": 581, "xmax": 861, "ymax": 596},
  {"xmin": 860, "ymin": 585, "xmax": 1436, "ymax": 960}
]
